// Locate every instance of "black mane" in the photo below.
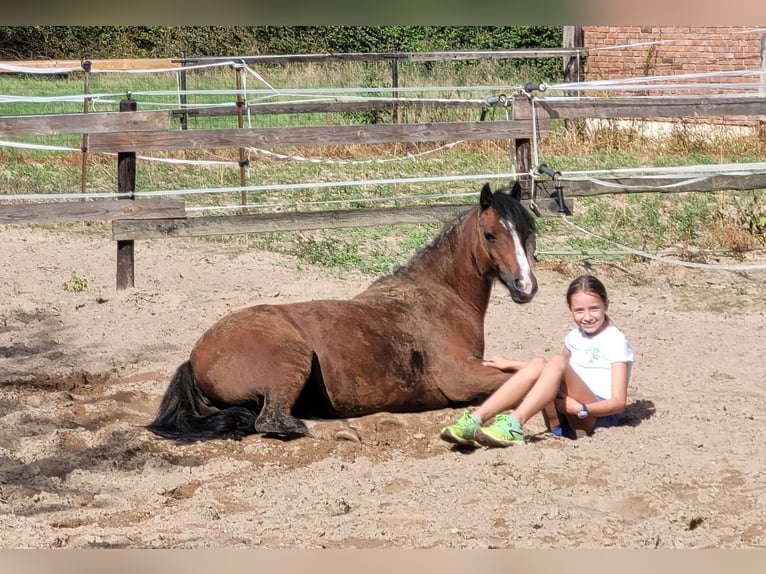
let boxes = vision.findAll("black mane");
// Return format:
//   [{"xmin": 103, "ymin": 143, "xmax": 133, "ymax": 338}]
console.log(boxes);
[
  {"xmin": 490, "ymin": 183, "xmax": 537, "ymax": 238},
  {"xmin": 382, "ymin": 182, "xmax": 536, "ymax": 281}
]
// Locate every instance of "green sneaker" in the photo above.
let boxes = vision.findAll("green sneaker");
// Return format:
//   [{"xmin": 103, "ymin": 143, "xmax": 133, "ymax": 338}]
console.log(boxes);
[
  {"xmin": 440, "ymin": 410, "xmax": 481, "ymax": 446},
  {"xmin": 474, "ymin": 414, "xmax": 525, "ymax": 447}
]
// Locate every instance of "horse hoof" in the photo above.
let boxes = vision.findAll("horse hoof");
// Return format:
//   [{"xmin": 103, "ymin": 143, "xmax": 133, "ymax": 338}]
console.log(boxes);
[
  {"xmin": 255, "ymin": 414, "xmax": 309, "ymax": 436},
  {"xmin": 334, "ymin": 429, "xmax": 361, "ymax": 443}
]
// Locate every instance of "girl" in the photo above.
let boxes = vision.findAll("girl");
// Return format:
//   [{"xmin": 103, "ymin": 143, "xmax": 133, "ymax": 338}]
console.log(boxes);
[{"xmin": 440, "ymin": 274, "xmax": 634, "ymax": 447}]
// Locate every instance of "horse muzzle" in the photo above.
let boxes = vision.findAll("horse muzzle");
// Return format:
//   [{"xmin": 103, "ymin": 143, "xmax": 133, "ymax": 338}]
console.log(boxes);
[{"xmin": 502, "ymin": 273, "xmax": 538, "ymax": 304}]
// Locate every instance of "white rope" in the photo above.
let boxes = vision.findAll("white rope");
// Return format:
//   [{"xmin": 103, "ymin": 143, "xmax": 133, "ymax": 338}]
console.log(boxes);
[
  {"xmin": 0, "ymin": 191, "xmax": 130, "ymax": 201},
  {"xmin": 562, "ymin": 163, "xmax": 766, "ymax": 177},
  {"xmin": 0, "ymin": 62, "xmax": 80, "ymax": 74},
  {"xmin": 570, "ymin": 175, "xmax": 712, "ymax": 191},
  {"xmin": 559, "ymin": 215, "xmax": 766, "ymax": 272},
  {"xmin": 556, "ymin": 67, "xmax": 764, "ymax": 88},
  {"xmin": 0, "ymin": 92, "xmax": 122, "ymax": 104},
  {"xmin": 530, "ymin": 96, "xmax": 540, "ymax": 170},
  {"xmin": 0, "ymin": 139, "xmax": 79, "ymax": 152},
  {"xmin": 549, "ymin": 81, "xmax": 766, "ymax": 93},
  {"xmin": 241, "ymin": 63, "xmax": 280, "ymax": 94}
]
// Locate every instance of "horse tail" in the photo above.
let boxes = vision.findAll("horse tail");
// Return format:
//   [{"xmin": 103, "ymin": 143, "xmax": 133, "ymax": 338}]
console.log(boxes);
[{"xmin": 147, "ymin": 361, "xmax": 258, "ymax": 442}]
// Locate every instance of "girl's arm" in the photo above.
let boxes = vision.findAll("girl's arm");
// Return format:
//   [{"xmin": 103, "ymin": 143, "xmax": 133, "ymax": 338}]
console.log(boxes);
[
  {"xmin": 579, "ymin": 361, "xmax": 630, "ymax": 417},
  {"xmin": 482, "ymin": 355, "xmax": 527, "ymax": 372}
]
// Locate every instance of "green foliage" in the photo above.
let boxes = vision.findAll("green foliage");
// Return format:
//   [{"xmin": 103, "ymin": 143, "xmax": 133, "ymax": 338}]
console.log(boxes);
[
  {"xmin": 62, "ymin": 271, "xmax": 88, "ymax": 293},
  {"xmin": 0, "ymin": 27, "xmax": 562, "ymax": 76}
]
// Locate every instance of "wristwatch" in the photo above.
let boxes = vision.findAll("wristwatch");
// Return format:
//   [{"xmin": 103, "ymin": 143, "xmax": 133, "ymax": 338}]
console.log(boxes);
[{"xmin": 577, "ymin": 403, "xmax": 589, "ymax": 419}]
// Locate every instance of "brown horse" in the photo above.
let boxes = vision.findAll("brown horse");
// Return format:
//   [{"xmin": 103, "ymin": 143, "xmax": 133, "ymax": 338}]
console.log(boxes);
[{"xmin": 147, "ymin": 181, "xmax": 538, "ymax": 441}]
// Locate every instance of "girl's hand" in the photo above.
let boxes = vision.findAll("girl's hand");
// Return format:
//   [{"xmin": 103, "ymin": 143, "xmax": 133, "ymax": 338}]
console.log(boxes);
[{"xmin": 482, "ymin": 355, "xmax": 524, "ymax": 372}]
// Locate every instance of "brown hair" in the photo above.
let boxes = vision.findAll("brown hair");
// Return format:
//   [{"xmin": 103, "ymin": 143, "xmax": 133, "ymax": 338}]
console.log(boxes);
[{"xmin": 566, "ymin": 274, "xmax": 609, "ymax": 307}]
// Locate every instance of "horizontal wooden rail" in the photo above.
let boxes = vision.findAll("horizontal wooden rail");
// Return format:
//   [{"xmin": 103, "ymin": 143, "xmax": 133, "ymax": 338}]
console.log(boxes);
[
  {"xmin": 173, "ymin": 98, "xmax": 488, "ymax": 119},
  {"xmin": 557, "ymin": 173, "xmax": 766, "ymax": 196},
  {"xmin": 0, "ymin": 198, "xmax": 185, "ymax": 225},
  {"xmin": 0, "ymin": 110, "xmax": 170, "ymax": 136},
  {"xmin": 88, "ymin": 120, "xmax": 546, "ymax": 152},
  {"xmin": 512, "ymin": 94, "xmax": 766, "ymax": 121},
  {"xmin": 112, "ymin": 198, "xmax": 571, "ymax": 241}
]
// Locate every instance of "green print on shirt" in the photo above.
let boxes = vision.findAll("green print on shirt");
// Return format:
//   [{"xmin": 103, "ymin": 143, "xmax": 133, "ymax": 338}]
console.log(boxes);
[{"xmin": 586, "ymin": 345, "xmax": 601, "ymax": 364}]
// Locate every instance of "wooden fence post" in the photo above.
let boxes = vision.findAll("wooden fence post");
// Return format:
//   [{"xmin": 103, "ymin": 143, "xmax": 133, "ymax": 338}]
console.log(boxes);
[
  {"xmin": 179, "ymin": 56, "xmax": 189, "ymax": 131},
  {"xmin": 234, "ymin": 61, "xmax": 249, "ymax": 213},
  {"xmin": 514, "ymin": 138, "xmax": 532, "ymax": 199},
  {"xmin": 116, "ymin": 97, "xmax": 137, "ymax": 290},
  {"xmin": 562, "ymin": 26, "xmax": 583, "ymax": 86},
  {"xmin": 80, "ymin": 60, "xmax": 91, "ymax": 196},
  {"xmin": 562, "ymin": 26, "xmax": 584, "ymax": 135},
  {"xmin": 390, "ymin": 57, "xmax": 400, "ymax": 123}
]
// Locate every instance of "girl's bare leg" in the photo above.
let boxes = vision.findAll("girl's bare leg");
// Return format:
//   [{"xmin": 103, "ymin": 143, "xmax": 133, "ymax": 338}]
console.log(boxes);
[
  {"xmin": 511, "ymin": 354, "xmax": 568, "ymax": 426},
  {"xmin": 471, "ymin": 357, "xmax": 546, "ymax": 423},
  {"xmin": 541, "ymin": 401, "xmax": 561, "ymax": 431}
]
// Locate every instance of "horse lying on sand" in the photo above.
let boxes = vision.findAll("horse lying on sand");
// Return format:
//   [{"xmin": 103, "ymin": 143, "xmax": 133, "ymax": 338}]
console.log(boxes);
[{"xmin": 147, "ymin": 181, "xmax": 538, "ymax": 442}]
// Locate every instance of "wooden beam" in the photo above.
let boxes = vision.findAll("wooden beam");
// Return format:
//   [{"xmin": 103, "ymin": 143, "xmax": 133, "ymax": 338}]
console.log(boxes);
[
  {"xmin": 553, "ymin": 173, "xmax": 766, "ymax": 197},
  {"xmin": 172, "ymin": 98, "xmax": 486, "ymax": 120},
  {"xmin": 0, "ymin": 198, "xmax": 185, "ymax": 225},
  {"xmin": 512, "ymin": 94, "xmax": 766, "ymax": 121},
  {"xmin": 176, "ymin": 49, "xmax": 585, "ymax": 66},
  {"xmin": 0, "ymin": 110, "xmax": 171, "ymax": 136},
  {"xmin": 89, "ymin": 120, "xmax": 546, "ymax": 152},
  {"xmin": 111, "ymin": 199, "xmax": 569, "ymax": 241},
  {"xmin": 0, "ymin": 58, "xmax": 179, "ymax": 73}
]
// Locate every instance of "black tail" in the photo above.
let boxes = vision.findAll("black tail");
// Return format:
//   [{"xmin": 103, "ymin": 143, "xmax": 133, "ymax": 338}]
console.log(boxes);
[{"xmin": 147, "ymin": 361, "xmax": 258, "ymax": 442}]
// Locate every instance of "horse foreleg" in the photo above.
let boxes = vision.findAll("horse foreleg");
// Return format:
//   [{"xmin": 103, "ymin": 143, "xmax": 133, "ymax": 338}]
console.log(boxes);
[{"xmin": 438, "ymin": 360, "xmax": 512, "ymax": 404}]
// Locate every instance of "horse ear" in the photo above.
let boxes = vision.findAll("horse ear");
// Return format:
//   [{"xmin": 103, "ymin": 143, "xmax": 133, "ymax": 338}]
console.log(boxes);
[
  {"xmin": 479, "ymin": 182, "xmax": 493, "ymax": 210},
  {"xmin": 510, "ymin": 180, "xmax": 523, "ymax": 200}
]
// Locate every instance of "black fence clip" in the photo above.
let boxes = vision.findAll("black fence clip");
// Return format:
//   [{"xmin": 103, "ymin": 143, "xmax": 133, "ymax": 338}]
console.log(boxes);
[{"xmin": 520, "ymin": 82, "xmax": 548, "ymax": 99}]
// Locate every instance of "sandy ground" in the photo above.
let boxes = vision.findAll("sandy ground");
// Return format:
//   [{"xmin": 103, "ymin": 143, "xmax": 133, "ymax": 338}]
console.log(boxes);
[{"xmin": 1, "ymin": 224, "xmax": 765, "ymax": 549}]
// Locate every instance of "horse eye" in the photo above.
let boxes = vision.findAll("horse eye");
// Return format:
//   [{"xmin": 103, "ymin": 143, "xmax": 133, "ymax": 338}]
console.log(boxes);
[{"xmin": 483, "ymin": 231, "xmax": 496, "ymax": 242}]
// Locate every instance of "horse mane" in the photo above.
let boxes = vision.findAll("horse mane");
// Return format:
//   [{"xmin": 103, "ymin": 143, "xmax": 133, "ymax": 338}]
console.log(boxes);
[
  {"xmin": 382, "ymin": 183, "xmax": 536, "ymax": 281},
  {"xmin": 490, "ymin": 183, "xmax": 537, "ymax": 238}
]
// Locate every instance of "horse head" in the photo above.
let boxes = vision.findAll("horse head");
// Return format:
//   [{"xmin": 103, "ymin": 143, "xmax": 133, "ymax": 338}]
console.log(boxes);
[{"xmin": 477, "ymin": 182, "xmax": 538, "ymax": 303}]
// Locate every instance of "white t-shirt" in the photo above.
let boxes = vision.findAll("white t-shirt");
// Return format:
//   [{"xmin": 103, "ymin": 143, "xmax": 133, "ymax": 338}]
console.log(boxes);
[{"xmin": 564, "ymin": 324, "xmax": 634, "ymax": 399}]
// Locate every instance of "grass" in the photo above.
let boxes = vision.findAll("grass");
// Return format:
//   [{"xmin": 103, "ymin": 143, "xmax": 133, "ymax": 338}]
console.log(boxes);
[{"xmin": 2, "ymin": 63, "xmax": 766, "ymax": 275}]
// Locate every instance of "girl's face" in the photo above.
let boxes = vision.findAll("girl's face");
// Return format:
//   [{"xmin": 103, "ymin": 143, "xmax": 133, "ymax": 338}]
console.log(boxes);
[{"xmin": 568, "ymin": 290, "xmax": 609, "ymax": 336}]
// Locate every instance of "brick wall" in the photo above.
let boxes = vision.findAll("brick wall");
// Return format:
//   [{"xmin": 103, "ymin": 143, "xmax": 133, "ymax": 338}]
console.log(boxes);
[{"xmin": 582, "ymin": 26, "xmax": 765, "ymax": 87}]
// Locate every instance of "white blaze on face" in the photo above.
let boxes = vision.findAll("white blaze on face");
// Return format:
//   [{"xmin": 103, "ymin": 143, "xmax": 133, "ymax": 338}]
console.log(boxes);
[{"xmin": 502, "ymin": 219, "xmax": 535, "ymax": 295}]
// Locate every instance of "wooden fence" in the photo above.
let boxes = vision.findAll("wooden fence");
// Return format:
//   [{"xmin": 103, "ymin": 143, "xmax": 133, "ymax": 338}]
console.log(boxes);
[{"xmin": 2, "ymin": 53, "xmax": 766, "ymax": 289}]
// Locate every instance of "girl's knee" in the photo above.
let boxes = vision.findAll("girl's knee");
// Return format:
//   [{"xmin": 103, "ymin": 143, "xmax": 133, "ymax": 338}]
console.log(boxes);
[
  {"xmin": 546, "ymin": 354, "xmax": 567, "ymax": 372},
  {"xmin": 528, "ymin": 356, "xmax": 546, "ymax": 373}
]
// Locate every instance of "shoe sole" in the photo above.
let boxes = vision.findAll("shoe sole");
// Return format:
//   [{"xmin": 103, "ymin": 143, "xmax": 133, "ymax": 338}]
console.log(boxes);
[
  {"xmin": 440, "ymin": 428, "xmax": 475, "ymax": 446},
  {"xmin": 474, "ymin": 428, "xmax": 523, "ymax": 448}
]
